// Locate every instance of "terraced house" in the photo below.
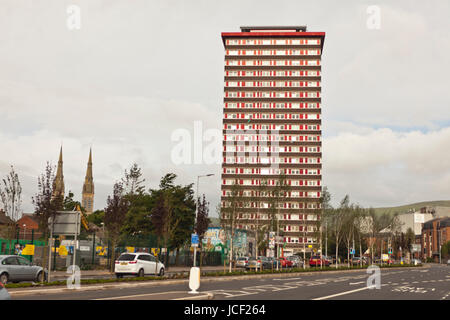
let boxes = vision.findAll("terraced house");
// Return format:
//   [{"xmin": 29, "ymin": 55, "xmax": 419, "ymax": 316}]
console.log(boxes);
[{"xmin": 220, "ymin": 26, "xmax": 325, "ymax": 256}]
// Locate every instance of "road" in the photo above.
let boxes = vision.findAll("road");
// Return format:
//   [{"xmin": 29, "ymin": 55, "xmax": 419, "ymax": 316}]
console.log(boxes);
[{"xmin": 9, "ymin": 264, "xmax": 450, "ymax": 300}]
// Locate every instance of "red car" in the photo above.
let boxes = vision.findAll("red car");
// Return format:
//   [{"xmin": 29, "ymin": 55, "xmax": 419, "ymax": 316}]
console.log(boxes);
[
  {"xmin": 278, "ymin": 257, "xmax": 293, "ymax": 268},
  {"xmin": 309, "ymin": 255, "xmax": 331, "ymax": 267}
]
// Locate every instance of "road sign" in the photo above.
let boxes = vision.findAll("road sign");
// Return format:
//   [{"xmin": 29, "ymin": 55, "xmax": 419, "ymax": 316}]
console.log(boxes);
[
  {"xmin": 269, "ymin": 232, "xmax": 275, "ymax": 249},
  {"xmin": 21, "ymin": 244, "xmax": 35, "ymax": 256},
  {"xmin": 50, "ymin": 211, "xmax": 81, "ymax": 236},
  {"xmin": 350, "ymin": 248, "xmax": 355, "ymax": 255},
  {"xmin": 59, "ymin": 245, "xmax": 68, "ymax": 257},
  {"xmin": 410, "ymin": 244, "xmax": 421, "ymax": 253},
  {"xmin": 191, "ymin": 234, "xmax": 199, "ymax": 247}
]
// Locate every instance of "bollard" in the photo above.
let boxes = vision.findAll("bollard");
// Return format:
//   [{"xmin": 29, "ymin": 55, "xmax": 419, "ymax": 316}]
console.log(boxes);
[{"xmin": 188, "ymin": 267, "xmax": 200, "ymax": 294}]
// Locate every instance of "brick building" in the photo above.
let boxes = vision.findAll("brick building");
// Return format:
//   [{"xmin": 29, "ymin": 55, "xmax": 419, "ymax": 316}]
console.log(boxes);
[{"xmin": 421, "ymin": 217, "xmax": 450, "ymax": 261}]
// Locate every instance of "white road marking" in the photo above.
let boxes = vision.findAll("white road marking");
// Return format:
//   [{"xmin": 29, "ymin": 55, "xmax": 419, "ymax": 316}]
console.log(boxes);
[
  {"xmin": 273, "ymin": 277, "xmax": 302, "ymax": 281},
  {"xmin": 94, "ymin": 291, "xmax": 187, "ymax": 300},
  {"xmin": 313, "ymin": 286, "xmax": 370, "ymax": 300},
  {"xmin": 349, "ymin": 281, "xmax": 365, "ymax": 285}
]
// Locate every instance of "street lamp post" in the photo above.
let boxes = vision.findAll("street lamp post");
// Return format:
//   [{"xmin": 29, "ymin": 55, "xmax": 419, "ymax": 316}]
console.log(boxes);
[
  {"xmin": 193, "ymin": 174, "xmax": 214, "ymax": 267},
  {"xmin": 23, "ymin": 224, "xmax": 26, "ymax": 241}
]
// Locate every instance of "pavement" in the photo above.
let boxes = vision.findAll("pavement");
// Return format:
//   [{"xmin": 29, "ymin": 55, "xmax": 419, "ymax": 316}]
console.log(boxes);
[{"xmin": 7, "ymin": 263, "xmax": 449, "ymax": 300}]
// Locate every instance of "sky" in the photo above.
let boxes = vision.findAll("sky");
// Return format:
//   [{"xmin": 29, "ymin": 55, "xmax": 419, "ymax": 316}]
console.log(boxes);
[{"xmin": 0, "ymin": 0, "xmax": 449, "ymax": 216}]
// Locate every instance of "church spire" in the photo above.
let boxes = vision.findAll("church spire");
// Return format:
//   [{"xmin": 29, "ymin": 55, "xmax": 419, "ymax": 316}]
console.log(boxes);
[
  {"xmin": 82, "ymin": 148, "xmax": 94, "ymax": 214},
  {"xmin": 52, "ymin": 146, "xmax": 65, "ymax": 199}
]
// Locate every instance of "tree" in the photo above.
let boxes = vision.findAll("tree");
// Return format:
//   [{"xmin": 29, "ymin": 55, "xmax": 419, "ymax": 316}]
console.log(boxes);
[
  {"xmin": 342, "ymin": 202, "xmax": 358, "ymax": 267},
  {"xmin": 353, "ymin": 205, "xmax": 367, "ymax": 266},
  {"xmin": 219, "ymin": 183, "xmax": 244, "ymax": 272},
  {"xmin": 318, "ymin": 186, "xmax": 333, "ymax": 267},
  {"xmin": 121, "ymin": 163, "xmax": 146, "ymax": 197},
  {"xmin": 32, "ymin": 162, "xmax": 64, "ymax": 281},
  {"xmin": 0, "ymin": 165, "xmax": 22, "ymax": 254},
  {"xmin": 332, "ymin": 195, "xmax": 350, "ymax": 269},
  {"xmin": 405, "ymin": 227, "xmax": 415, "ymax": 258},
  {"xmin": 195, "ymin": 194, "xmax": 211, "ymax": 267},
  {"xmin": 267, "ymin": 173, "xmax": 290, "ymax": 267},
  {"xmin": 104, "ymin": 182, "xmax": 130, "ymax": 272},
  {"xmin": 250, "ymin": 179, "xmax": 268, "ymax": 258},
  {"xmin": 87, "ymin": 210, "xmax": 105, "ymax": 228},
  {"xmin": 150, "ymin": 173, "xmax": 195, "ymax": 269},
  {"xmin": 366, "ymin": 209, "xmax": 399, "ymax": 264}
]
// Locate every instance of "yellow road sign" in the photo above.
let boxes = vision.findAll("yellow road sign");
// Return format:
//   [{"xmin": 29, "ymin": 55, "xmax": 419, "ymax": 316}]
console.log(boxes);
[
  {"xmin": 59, "ymin": 245, "xmax": 68, "ymax": 257},
  {"xmin": 21, "ymin": 244, "xmax": 35, "ymax": 256}
]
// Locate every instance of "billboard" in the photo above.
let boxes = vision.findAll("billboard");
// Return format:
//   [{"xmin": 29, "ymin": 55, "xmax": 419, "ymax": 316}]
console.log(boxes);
[{"xmin": 202, "ymin": 227, "xmax": 249, "ymax": 256}]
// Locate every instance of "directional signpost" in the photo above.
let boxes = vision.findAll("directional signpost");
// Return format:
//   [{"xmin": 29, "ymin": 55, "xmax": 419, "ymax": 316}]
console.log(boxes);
[{"xmin": 48, "ymin": 210, "xmax": 81, "ymax": 282}]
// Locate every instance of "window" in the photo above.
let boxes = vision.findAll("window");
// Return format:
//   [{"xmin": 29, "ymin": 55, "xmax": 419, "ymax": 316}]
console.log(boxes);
[
  {"xmin": 17, "ymin": 256, "xmax": 30, "ymax": 266},
  {"xmin": 118, "ymin": 254, "xmax": 136, "ymax": 261},
  {"xmin": 2, "ymin": 257, "xmax": 19, "ymax": 265},
  {"xmin": 137, "ymin": 255, "xmax": 150, "ymax": 261}
]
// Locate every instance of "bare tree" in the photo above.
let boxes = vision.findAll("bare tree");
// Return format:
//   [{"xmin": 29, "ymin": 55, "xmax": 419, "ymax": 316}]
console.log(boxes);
[
  {"xmin": 32, "ymin": 162, "xmax": 64, "ymax": 281},
  {"xmin": 366, "ymin": 209, "xmax": 399, "ymax": 264},
  {"xmin": 0, "ymin": 165, "xmax": 22, "ymax": 254},
  {"xmin": 332, "ymin": 195, "xmax": 350, "ymax": 269},
  {"xmin": 195, "ymin": 194, "xmax": 210, "ymax": 267},
  {"xmin": 342, "ymin": 203, "xmax": 357, "ymax": 267},
  {"xmin": 219, "ymin": 183, "xmax": 244, "ymax": 272}
]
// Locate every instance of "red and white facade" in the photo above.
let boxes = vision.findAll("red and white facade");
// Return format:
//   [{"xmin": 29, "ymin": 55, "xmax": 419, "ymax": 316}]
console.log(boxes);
[{"xmin": 220, "ymin": 26, "xmax": 325, "ymax": 255}]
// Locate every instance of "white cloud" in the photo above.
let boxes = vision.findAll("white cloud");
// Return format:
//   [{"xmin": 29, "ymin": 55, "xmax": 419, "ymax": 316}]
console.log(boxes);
[
  {"xmin": 0, "ymin": 0, "xmax": 449, "ymax": 216},
  {"xmin": 323, "ymin": 126, "xmax": 450, "ymax": 207}
]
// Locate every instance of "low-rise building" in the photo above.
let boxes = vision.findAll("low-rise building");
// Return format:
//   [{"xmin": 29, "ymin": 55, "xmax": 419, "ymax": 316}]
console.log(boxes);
[{"xmin": 16, "ymin": 213, "xmax": 41, "ymax": 240}]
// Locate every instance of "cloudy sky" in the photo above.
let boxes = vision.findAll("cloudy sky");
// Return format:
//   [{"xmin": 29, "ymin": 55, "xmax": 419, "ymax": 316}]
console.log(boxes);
[{"xmin": 0, "ymin": 0, "xmax": 449, "ymax": 216}]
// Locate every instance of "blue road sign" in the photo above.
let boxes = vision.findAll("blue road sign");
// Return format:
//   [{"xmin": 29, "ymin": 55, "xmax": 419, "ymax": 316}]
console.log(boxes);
[{"xmin": 191, "ymin": 234, "xmax": 199, "ymax": 246}]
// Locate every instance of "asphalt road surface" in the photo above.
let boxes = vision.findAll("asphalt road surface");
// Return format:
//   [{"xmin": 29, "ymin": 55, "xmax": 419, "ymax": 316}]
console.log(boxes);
[{"xmin": 10, "ymin": 264, "xmax": 450, "ymax": 300}]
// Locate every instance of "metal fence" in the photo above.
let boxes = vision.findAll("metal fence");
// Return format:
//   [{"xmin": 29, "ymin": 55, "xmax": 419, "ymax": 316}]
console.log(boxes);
[{"xmin": 1, "ymin": 233, "xmax": 225, "ymax": 270}]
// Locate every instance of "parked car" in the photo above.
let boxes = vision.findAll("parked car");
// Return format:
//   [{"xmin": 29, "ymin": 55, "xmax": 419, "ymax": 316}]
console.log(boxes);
[
  {"xmin": 278, "ymin": 257, "xmax": 293, "ymax": 268},
  {"xmin": 309, "ymin": 255, "xmax": 331, "ymax": 267},
  {"xmin": 267, "ymin": 257, "xmax": 277, "ymax": 269},
  {"xmin": 446, "ymin": 259, "xmax": 450, "ymax": 266},
  {"xmin": 0, "ymin": 255, "xmax": 48, "ymax": 284},
  {"xmin": 329, "ymin": 255, "xmax": 338, "ymax": 265},
  {"xmin": 0, "ymin": 281, "xmax": 11, "ymax": 300},
  {"xmin": 247, "ymin": 256, "xmax": 273, "ymax": 270},
  {"xmin": 287, "ymin": 256, "xmax": 303, "ymax": 268},
  {"xmin": 114, "ymin": 252, "xmax": 164, "ymax": 278},
  {"xmin": 352, "ymin": 257, "xmax": 367, "ymax": 265},
  {"xmin": 323, "ymin": 256, "xmax": 333, "ymax": 265},
  {"xmin": 236, "ymin": 257, "xmax": 249, "ymax": 268}
]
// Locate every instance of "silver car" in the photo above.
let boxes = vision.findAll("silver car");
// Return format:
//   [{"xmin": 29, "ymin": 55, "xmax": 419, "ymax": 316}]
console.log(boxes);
[
  {"xmin": 236, "ymin": 257, "xmax": 249, "ymax": 268},
  {"xmin": 0, "ymin": 255, "xmax": 47, "ymax": 284}
]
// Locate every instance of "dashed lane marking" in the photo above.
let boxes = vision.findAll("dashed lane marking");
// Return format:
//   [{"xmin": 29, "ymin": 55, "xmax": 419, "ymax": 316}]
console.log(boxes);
[
  {"xmin": 349, "ymin": 282, "xmax": 365, "ymax": 285},
  {"xmin": 313, "ymin": 286, "xmax": 370, "ymax": 300}
]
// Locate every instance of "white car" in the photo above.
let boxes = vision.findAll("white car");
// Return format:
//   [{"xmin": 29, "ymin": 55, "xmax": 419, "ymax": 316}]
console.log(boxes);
[{"xmin": 114, "ymin": 253, "xmax": 165, "ymax": 278}]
